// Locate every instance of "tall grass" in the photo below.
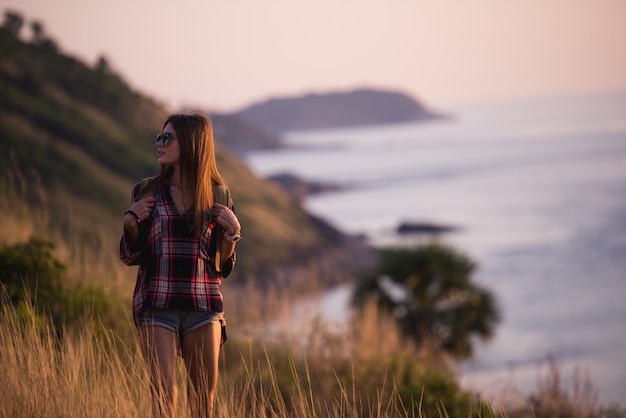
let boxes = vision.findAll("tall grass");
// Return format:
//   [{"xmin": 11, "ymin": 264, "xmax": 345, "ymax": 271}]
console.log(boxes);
[
  {"xmin": 0, "ymin": 176, "xmax": 473, "ymax": 417},
  {"xmin": 2, "ymin": 176, "xmax": 623, "ymax": 418},
  {"xmin": 0, "ymin": 299, "xmax": 151, "ymax": 417},
  {"xmin": 0, "ymin": 297, "xmax": 438, "ymax": 418},
  {"xmin": 0, "ymin": 177, "xmax": 444, "ymax": 417}
]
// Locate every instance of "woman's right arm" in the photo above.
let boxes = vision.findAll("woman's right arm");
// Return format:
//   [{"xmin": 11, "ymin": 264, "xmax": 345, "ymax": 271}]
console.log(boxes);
[
  {"xmin": 120, "ymin": 196, "xmax": 156, "ymax": 265},
  {"xmin": 123, "ymin": 212, "xmax": 141, "ymax": 245}
]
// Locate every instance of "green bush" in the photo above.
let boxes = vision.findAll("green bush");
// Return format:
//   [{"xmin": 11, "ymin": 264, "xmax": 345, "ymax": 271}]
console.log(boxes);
[
  {"xmin": 0, "ymin": 237, "xmax": 67, "ymax": 317},
  {"xmin": 0, "ymin": 237, "xmax": 129, "ymax": 336}
]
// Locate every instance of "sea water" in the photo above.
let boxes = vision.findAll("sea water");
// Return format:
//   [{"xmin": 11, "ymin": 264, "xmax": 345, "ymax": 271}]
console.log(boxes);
[{"xmin": 243, "ymin": 91, "xmax": 626, "ymax": 405}]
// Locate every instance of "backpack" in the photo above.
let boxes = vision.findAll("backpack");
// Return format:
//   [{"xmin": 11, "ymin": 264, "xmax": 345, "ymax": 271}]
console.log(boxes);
[{"xmin": 134, "ymin": 176, "xmax": 231, "ymax": 273}]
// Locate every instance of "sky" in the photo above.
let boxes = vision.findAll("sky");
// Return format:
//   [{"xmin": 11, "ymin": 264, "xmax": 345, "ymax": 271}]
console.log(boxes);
[{"xmin": 3, "ymin": 0, "xmax": 626, "ymax": 113}]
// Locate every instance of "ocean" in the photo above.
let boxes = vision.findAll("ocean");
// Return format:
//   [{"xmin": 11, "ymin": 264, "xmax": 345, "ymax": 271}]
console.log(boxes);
[{"xmin": 243, "ymin": 91, "xmax": 626, "ymax": 405}]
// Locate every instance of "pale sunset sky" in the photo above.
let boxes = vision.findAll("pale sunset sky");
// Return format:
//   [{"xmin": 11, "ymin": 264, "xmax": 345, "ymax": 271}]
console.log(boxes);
[{"xmin": 3, "ymin": 0, "xmax": 626, "ymax": 112}]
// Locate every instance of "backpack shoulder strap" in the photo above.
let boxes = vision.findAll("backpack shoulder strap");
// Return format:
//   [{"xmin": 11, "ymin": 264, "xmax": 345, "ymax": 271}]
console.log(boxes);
[
  {"xmin": 135, "ymin": 176, "xmax": 157, "ymax": 201},
  {"xmin": 212, "ymin": 183, "xmax": 231, "ymax": 273},
  {"xmin": 212, "ymin": 183, "xmax": 231, "ymax": 207}
]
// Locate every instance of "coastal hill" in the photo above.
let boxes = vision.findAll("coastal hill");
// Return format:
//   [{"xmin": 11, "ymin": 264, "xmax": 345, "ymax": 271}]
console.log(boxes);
[
  {"xmin": 0, "ymin": 22, "xmax": 361, "ymax": 283},
  {"xmin": 234, "ymin": 88, "xmax": 444, "ymax": 135}
]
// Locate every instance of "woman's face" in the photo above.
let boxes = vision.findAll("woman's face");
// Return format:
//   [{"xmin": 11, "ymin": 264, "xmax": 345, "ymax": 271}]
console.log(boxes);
[{"xmin": 157, "ymin": 122, "xmax": 180, "ymax": 166}]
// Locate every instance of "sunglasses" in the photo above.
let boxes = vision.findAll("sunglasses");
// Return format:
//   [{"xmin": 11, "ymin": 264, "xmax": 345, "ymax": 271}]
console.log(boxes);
[{"xmin": 156, "ymin": 133, "xmax": 175, "ymax": 147}]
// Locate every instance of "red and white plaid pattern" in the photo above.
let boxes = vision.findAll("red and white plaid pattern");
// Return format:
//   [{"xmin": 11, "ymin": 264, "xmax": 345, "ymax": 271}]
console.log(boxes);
[{"xmin": 120, "ymin": 182, "xmax": 235, "ymax": 326}]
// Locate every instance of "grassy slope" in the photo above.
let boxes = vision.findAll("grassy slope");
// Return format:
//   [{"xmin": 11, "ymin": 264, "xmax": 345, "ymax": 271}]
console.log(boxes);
[{"xmin": 0, "ymin": 28, "xmax": 336, "ymax": 281}]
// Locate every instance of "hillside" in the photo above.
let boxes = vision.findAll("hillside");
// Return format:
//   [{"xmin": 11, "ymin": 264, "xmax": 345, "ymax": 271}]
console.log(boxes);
[
  {"xmin": 234, "ymin": 88, "xmax": 444, "ymax": 134},
  {"xmin": 0, "ymin": 24, "xmax": 353, "ymax": 282}
]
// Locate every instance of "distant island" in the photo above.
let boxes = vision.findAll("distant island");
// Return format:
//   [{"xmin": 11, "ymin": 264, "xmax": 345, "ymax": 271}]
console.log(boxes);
[{"xmin": 233, "ymin": 88, "xmax": 446, "ymax": 135}]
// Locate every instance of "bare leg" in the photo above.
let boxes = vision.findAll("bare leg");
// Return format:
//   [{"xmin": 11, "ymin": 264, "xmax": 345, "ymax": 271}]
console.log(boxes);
[
  {"xmin": 139, "ymin": 326, "xmax": 179, "ymax": 418},
  {"xmin": 181, "ymin": 321, "xmax": 222, "ymax": 418}
]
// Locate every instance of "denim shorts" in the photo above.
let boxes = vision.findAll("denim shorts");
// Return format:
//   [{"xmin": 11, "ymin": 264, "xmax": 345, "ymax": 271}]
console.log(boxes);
[{"xmin": 139, "ymin": 308, "xmax": 225, "ymax": 337}]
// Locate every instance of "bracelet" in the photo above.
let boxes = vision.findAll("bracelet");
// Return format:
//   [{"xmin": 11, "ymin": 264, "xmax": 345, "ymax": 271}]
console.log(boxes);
[
  {"xmin": 223, "ymin": 230, "xmax": 241, "ymax": 242},
  {"xmin": 125, "ymin": 209, "xmax": 142, "ymax": 224}
]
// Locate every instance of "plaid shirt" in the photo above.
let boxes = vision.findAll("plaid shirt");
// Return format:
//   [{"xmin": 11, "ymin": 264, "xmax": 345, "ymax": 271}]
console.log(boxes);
[{"xmin": 120, "ymin": 182, "xmax": 235, "ymax": 326}]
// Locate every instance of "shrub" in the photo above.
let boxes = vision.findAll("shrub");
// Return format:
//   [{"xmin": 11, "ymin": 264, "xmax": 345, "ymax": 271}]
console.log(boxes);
[
  {"xmin": 0, "ymin": 236, "xmax": 127, "ymax": 335},
  {"xmin": 0, "ymin": 236, "xmax": 67, "ymax": 318}
]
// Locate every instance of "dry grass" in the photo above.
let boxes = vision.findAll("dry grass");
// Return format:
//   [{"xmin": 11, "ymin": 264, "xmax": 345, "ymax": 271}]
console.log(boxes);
[
  {"xmin": 1, "ymin": 178, "xmax": 621, "ymax": 418},
  {"xmin": 0, "ymin": 301, "xmax": 152, "ymax": 417},
  {"xmin": 0, "ymin": 297, "xmax": 441, "ymax": 418},
  {"xmin": 0, "ymin": 178, "xmax": 430, "ymax": 417}
]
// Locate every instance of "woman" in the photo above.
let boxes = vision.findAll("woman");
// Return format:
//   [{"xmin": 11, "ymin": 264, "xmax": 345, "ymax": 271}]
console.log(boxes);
[{"xmin": 120, "ymin": 113, "xmax": 241, "ymax": 418}]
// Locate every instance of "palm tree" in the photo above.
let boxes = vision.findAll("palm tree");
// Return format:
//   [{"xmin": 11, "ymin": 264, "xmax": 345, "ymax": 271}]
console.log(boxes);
[{"xmin": 352, "ymin": 242, "xmax": 500, "ymax": 359}]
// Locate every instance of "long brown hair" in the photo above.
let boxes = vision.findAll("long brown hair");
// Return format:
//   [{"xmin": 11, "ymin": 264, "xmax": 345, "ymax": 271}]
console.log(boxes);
[{"xmin": 153, "ymin": 113, "xmax": 226, "ymax": 235}]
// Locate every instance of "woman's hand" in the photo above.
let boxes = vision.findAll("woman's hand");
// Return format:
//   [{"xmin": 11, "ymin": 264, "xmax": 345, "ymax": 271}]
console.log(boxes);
[
  {"xmin": 211, "ymin": 203, "xmax": 241, "ymax": 235},
  {"xmin": 124, "ymin": 197, "xmax": 156, "ymax": 227}
]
